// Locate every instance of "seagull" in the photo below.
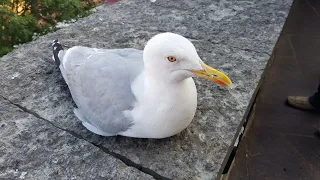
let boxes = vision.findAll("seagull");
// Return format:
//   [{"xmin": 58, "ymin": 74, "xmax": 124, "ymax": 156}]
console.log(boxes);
[{"xmin": 51, "ymin": 32, "xmax": 232, "ymax": 139}]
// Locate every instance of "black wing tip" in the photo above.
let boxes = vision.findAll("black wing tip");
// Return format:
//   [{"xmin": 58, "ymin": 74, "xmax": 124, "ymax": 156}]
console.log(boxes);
[{"xmin": 52, "ymin": 39, "xmax": 64, "ymax": 66}]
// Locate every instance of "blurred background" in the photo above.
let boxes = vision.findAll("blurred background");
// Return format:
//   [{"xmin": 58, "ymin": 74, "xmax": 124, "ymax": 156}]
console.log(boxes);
[{"xmin": 0, "ymin": 0, "xmax": 105, "ymax": 56}]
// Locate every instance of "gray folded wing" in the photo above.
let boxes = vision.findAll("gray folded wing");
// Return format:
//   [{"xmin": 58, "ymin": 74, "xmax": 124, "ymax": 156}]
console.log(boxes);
[{"xmin": 62, "ymin": 47, "xmax": 144, "ymax": 134}]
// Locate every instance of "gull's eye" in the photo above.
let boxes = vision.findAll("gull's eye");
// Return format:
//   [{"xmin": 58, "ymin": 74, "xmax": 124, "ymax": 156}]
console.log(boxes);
[{"xmin": 167, "ymin": 56, "xmax": 177, "ymax": 62}]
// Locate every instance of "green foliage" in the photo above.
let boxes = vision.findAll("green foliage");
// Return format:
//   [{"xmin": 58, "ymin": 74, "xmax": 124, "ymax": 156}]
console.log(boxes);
[
  {"xmin": 0, "ymin": 45, "xmax": 13, "ymax": 56},
  {"xmin": 24, "ymin": 0, "xmax": 95, "ymax": 24},
  {"xmin": 0, "ymin": 0, "xmax": 99, "ymax": 57},
  {"xmin": 0, "ymin": 7, "xmax": 38, "ymax": 46}
]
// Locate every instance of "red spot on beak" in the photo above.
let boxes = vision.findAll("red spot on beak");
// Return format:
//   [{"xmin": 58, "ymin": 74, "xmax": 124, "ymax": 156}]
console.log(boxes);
[{"xmin": 216, "ymin": 80, "xmax": 228, "ymax": 87}]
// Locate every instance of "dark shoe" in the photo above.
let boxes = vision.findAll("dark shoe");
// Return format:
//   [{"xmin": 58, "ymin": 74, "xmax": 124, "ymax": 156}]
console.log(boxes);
[
  {"xmin": 287, "ymin": 96, "xmax": 317, "ymax": 111},
  {"xmin": 315, "ymin": 128, "xmax": 320, "ymax": 138}
]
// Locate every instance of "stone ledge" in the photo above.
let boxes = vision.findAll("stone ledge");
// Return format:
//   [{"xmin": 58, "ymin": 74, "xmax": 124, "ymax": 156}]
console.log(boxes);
[
  {"xmin": 0, "ymin": 97, "xmax": 153, "ymax": 180},
  {"xmin": 0, "ymin": 0, "xmax": 293, "ymax": 179}
]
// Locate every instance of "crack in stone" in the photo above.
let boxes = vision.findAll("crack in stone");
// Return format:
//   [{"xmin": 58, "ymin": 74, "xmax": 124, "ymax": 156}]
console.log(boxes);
[
  {"xmin": 0, "ymin": 95, "xmax": 171, "ymax": 180},
  {"xmin": 94, "ymin": 144, "xmax": 171, "ymax": 180}
]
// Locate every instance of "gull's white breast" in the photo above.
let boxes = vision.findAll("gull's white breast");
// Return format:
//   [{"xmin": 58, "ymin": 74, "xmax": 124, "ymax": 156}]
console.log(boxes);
[{"xmin": 120, "ymin": 76, "xmax": 198, "ymax": 138}]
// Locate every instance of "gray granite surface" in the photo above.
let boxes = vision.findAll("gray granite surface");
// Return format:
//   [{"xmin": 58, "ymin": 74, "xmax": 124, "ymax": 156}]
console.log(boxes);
[
  {"xmin": 0, "ymin": 0, "xmax": 293, "ymax": 179},
  {"xmin": 0, "ymin": 97, "xmax": 153, "ymax": 180}
]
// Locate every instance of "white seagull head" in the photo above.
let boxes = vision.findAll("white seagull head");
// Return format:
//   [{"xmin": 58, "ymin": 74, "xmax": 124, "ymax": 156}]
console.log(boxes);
[{"xmin": 143, "ymin": 32, "xmax": 232, "ymax": 86}]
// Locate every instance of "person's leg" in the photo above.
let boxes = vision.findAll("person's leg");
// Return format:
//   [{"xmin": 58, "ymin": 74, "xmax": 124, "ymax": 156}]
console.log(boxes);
[
  {"xmin": 309, "ymin": 84, "xmax": 320, "ymax": 109},
  {"xmin": 287, "ymin": 83, "xmax": 320, "ymax": 111}
]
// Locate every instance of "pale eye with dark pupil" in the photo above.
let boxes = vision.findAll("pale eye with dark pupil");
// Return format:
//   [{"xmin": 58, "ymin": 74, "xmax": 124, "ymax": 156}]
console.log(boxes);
[{"xmin": 167, "ymin": 56, "xmax": 177, "ymax": 62}]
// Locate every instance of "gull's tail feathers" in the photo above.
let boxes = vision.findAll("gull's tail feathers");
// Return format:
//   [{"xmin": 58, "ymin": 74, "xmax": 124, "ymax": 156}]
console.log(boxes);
[
  {"xmin": 52, "ymin": 39, "xmax": 65, "ymax": 67},
  {"xmin": 51, "ymin": 39, "xmax": 69, "ymax": 83}
]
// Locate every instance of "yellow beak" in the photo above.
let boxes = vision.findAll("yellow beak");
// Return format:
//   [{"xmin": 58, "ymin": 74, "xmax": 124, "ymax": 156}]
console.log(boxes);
[{"xmin": 190, "ymin": 61, "xmax": 232, "ymax": 87}]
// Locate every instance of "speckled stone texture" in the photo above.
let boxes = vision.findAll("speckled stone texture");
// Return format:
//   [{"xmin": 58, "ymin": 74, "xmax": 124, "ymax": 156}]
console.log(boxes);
[
  {"xmin": 0, "ymin": 0, "xmax": 293, "ymax": 179},
  {"xmin": 0, "ymin": 97, "xmax": 153, "ymax": 180}
]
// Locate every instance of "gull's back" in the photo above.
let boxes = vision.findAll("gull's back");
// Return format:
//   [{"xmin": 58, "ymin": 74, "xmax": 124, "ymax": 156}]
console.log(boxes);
[{"xmin": 59, "ymin": 46, "xmax": 144, "ymax": 135}]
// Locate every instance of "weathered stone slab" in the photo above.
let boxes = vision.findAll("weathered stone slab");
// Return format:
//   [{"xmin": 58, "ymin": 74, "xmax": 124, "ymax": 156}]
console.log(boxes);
[
  {"xmin": 0, "ymin": 0, "xmax": 293, "ymax": 179},
  {"xmin": 0, "ymin": 97, "xmax": 153, "ymax": 180}
]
